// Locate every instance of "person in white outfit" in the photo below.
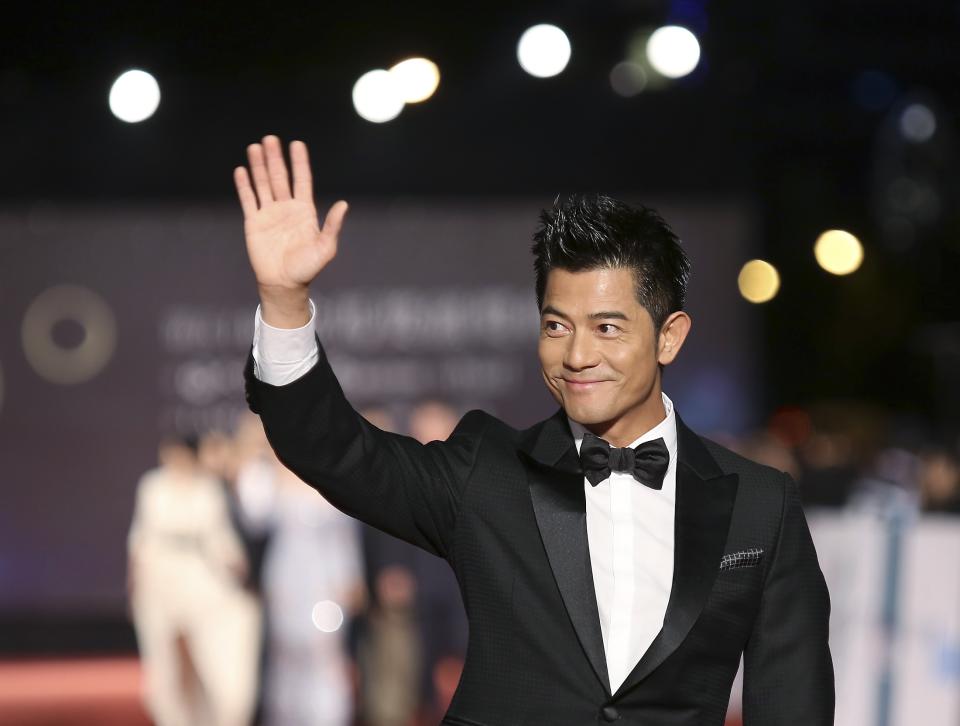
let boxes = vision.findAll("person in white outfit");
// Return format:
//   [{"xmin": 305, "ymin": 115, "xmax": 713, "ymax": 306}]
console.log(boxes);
[
  {"xmin": 127, "ymin": 433, "xmax": 261, "ymax": 726},
  {"xmin": 236, "ymin": 451, "xmax": 365, "ymax": 726}
]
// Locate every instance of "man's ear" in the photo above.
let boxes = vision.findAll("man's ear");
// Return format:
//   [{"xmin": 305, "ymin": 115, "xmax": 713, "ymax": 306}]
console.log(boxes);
[{"xmin": 657, "ymin": 311, "xmax": 692, "ymax": 365}]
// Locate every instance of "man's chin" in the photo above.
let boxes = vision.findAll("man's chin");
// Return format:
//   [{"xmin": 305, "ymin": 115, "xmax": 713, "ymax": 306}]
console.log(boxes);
[{"xmin": 561, "ymin": 400, "xmax": 616, "ymax": 426}]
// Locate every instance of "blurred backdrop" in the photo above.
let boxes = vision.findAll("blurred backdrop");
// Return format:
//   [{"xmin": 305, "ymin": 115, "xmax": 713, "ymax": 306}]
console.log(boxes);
[{"xmin": 1, "ymin": 1, "xmax": 959, "ymax": 725}]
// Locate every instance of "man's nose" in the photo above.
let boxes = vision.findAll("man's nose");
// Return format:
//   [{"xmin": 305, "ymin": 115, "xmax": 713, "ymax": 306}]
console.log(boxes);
[{"xmin": 563, "ymin": 330, "xmax": 600, "ymax": 369}]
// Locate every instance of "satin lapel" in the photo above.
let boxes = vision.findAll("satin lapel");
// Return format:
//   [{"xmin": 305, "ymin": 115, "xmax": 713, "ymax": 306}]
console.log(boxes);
[
  {"xmin": 517, "ymin": 407, "xmax": 612, "ymax": 696},
  {"xmin": 612, "ymin": 412, "xmax": 739, "ymax": 697}
]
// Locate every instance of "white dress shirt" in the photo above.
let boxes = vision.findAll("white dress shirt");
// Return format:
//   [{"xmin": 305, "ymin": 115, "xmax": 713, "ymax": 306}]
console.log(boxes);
[
  {"xmin": 250, "ymin": 299, "xmax": 679, "ymax": 693},
  {"xmin": 566, "ymin": 396, "xmax": 678, "ymax": 693}
]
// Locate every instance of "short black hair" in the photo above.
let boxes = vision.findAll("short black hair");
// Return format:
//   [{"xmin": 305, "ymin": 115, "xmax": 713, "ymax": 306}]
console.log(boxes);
[
  {"xmin": 159, "ymin": 431, "xmax": 200, "ymax": 456},
  {"xmin": 531, "ymin": 194, "xmax": 691, "ymax": 332}
]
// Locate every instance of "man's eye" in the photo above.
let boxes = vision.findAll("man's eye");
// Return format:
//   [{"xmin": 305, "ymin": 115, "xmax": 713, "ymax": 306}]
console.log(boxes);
[
  {"xmin": 598, "ymin": 324, "xmax": 620, "ymax": 335},
  {"xmin": 544, "ymin": 320, "xmax": 565, "ymax": 333}
]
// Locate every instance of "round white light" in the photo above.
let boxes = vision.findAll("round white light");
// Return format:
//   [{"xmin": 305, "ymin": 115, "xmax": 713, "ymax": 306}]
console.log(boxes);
[
  {"xmin": 352, "ymin": 69, "xmax": 404, "ymax": 123},
  {"xmin": 646, "ymin": 26, "xmax": 701, "ymax": 79},
  {"xmin": 108, "ymin": 69, "xmax": 161, "ymax": 123},
  {"xmin": 311, "ymin": 600, "xmax": 344, "ymax": 632},
  {"xmin": 899, "ymin": 103, "xmax": 936, "ymax": 143},
  {"xmin": 517, "ymin": 24, "xmax": 572, "ymax": 78},
  {"xmin": 389, "ymin": 57, "xmax": 440, "ymax": 103}
]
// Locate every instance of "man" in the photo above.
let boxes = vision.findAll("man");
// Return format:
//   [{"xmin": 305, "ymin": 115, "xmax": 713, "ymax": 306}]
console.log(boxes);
[{"xmin": 234, "ymin": 135, "xmax": 834, "ymax": 725}]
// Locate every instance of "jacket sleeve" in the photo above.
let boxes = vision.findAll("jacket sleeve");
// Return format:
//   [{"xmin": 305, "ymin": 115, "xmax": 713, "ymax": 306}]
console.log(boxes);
[
  {"xmin": 242, "ymin": 332, "xmax": 487, "ymax": 561},
  {"xmin": 741, "ymin": 472, "xmax": 835, "ymax": 725}
]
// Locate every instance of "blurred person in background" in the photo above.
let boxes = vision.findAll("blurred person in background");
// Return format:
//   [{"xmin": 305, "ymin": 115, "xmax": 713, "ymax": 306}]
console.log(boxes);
[
  {"xmin": 127, "ymin": 432, "xmax": 261, "ymax": 726},
  {"xmin": 794, "ymin": 401, "xmax": 886, "ymax": 509},
  {"xmin": 234, "ymin": 410, "xmax": 273, "ymax": 467},
  {"xmin": 407, "ymin": 399, "xmax": 468, "ymax": 717},
  {"xmin": 199, "ymin": 427, "xmax": 272, "ymax": 724},
  {"xmin": 237, "ymin": 449, "xmax": 365, "ymax": 726},
  {"xmin": 231, "ymin": 412, "xmax": 279, "ymax": 726},
  {"xmin": 199, "ymin": 430, "xmax": 260, "ymax": 586},
  {"xmin": 726, "ymin": 430, "xmax": 801, "ymax": 484},
  {"xmin": 352, "ymin": 405, "xmax": 426, "ymax": 724},
  {"xmin": 198, "ymin": 430, "xmax": 239, "ymax": 484},
  {"xmin": 355, "ymin": 565, "xmax": 422, "ymax": 726},
  {"xmin": 917, "ymin": 445, "xmax": 960, "ymax": 513},
  {"xmin": 234, "ymin": 411, "xmax": 278, "ymax": 541},
  {"xmin": 200, "ymin": 428, "xmax": 273, "ymax": 595},
  {"xmin": 408, "ymin": 400, "xmax": 460, "ymax": 445},
  {"xmin": 354, "ymin": 406, "xmax": 417, "ymax": 584}
]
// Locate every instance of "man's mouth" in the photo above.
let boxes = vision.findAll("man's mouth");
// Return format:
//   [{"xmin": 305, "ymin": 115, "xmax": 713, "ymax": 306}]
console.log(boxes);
[{"xmin": 561, "ymin": 378, "xmax": 609, "ymax": 392}]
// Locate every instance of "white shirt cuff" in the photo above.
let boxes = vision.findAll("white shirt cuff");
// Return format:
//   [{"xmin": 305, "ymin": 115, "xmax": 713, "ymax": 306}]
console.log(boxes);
[{"xmin": 251, "ymin": 298, "xmax": 320, "ymax": 386}]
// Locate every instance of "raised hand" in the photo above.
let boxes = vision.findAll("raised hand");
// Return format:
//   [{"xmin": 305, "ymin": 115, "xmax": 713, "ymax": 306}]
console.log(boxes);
[{"xmin": 233, "ymin": 135, "xmax": 348, "ymax": 327}]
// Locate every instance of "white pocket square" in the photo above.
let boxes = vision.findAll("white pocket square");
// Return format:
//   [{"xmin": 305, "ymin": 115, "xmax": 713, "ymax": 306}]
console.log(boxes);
[{"xmin": 719, "ymin": 547, "xmax": 764, "ymax": 571}]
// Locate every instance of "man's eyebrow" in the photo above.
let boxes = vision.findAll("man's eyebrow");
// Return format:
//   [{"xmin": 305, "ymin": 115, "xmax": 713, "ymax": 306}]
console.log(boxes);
[{"xmin": 540, "ymin": 305, "xmax": 630, "ymax": 321}]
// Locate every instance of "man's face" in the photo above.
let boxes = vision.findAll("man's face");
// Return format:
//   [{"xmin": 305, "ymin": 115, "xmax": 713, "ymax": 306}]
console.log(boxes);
[{"xmin": 538, "ymin": 266, "xmax": 663, "ymax": 439}]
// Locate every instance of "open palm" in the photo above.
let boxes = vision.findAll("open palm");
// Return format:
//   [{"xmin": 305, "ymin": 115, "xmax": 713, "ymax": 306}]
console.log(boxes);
[{"xmin": 233, "ymin": 135, "xmax": 348, "ymax": 292}]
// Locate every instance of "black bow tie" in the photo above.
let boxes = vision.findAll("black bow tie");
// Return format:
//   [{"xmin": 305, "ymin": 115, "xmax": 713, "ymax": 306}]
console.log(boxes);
[{"xmin": 578, "ymin": 431, "xmax": 670, "ymax": 489}]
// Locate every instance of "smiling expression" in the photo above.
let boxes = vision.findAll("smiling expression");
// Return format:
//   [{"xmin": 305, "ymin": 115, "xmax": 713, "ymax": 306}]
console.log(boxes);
[{"xmin": 538, "ymin": 266, "xmax": 689, "ymax": 447}]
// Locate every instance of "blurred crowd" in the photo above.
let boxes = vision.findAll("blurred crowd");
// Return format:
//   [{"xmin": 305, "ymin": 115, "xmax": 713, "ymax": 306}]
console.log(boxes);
[
  {"xmin": 126, "ymin": 397, "xmax": 960, "ymax": 726},
  {"xmin": 126, "ymin": 402, "xmax": 468, "ymax": 726},
  {"xmin": 717, "ymin": 401, "xmax": 960, "ymax": 515}
]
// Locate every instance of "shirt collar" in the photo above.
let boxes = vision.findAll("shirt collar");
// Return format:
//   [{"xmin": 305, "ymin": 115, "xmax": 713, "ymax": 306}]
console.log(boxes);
[{"xmin": 566, "ymin": 391, "xmax": 678, "ymax": 460}]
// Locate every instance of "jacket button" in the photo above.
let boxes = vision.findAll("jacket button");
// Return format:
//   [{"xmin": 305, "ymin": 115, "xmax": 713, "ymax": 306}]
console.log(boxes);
[{"xmin": 601, "ymin": 705, "xmax": 620, "ymax": 721}]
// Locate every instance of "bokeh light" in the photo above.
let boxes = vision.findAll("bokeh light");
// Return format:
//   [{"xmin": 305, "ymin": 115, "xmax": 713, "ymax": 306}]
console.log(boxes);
[
  {"xmin": 22, "ymin": 285, "xmax": 117, "ymax": 384},
  {"xmin": 352, "ymin": 69, "xmax": 404, "ymax": 123},
  {"xmin": 517, "ymin": 24, "xmax": 572, "ymax": 78},
  {"xmin": 108, "ymin": 69, "xmax": 161, "ymax": 123},
  {"xmin": 311, "ymin": 600, "xmax": 344, "ymax": 632},
  {"xmin": 389, "ymin": 57, "xmax": 440, "ymax": 103},
  {"xmin": 814, "ymin": 230, "xmax": 864, "ymax": 275},
  {"xmin": 610, "ymin": 61, "xmax": 648, "ymax": 97},
  {"xmin": 738, "ymin": 259, "xmax": 781, "ymax": 303},
  {"xmin": 899, "ymin": 103, "xmax": 936, "ymax": 143},
  {"xmin": 646, "ymin": 26, "xmax": 701, "ymax": 79}
]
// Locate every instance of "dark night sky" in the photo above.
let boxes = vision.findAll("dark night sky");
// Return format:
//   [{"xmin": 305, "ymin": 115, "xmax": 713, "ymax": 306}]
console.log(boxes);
[{"xmin": 4, "ymin": 0, "xmax": 960, "ymax": 419}]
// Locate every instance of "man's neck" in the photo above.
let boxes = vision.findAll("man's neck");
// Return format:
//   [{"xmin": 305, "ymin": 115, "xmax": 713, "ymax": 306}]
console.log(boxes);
[{"xmin": 581, "ymin": 391, "xmax": 668, "ymax": 448}]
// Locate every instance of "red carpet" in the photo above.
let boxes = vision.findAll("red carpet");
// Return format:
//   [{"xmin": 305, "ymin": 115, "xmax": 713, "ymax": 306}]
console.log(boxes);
[{"xmin": 0, "ymin": 657, "xmax": 150, "ymax": 726}]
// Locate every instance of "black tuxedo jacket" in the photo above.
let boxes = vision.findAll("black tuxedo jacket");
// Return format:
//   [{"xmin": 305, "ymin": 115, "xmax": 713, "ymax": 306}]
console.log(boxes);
[{"xmin": 243, "ymin": 335, "xmax": 834, "ymax": 726}]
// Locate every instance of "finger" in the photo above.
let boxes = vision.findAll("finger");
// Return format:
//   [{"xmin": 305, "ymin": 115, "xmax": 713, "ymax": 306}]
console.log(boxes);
[
  {"xmin": 290, "ymin": 140, "xmax": 313, "ymax": 201},
  {"xmin": 233, "ymin": 166, "xmax": 259, "ymax": 217},
  {"xmin": 322, "ymin": 200, "xmax": 349, "ymax": 239},
  {"xmin": 262, "ymin": 134, "xmax": 292, "ymax": 201},
  {"xmin": 247, "ymin": 143, "xmax": 274, "ymax": 205}
]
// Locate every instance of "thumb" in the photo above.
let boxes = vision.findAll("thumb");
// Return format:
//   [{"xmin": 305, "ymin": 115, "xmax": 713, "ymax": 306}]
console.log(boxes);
[{"xmin": 322, "ymin": 200, "xmax": 349, "ymax": 239}]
